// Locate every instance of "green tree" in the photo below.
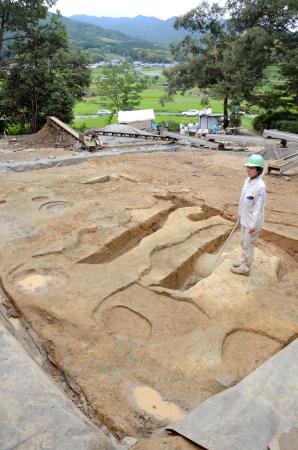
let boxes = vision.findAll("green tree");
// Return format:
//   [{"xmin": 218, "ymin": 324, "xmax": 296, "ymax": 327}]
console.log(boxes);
[
  {"xmin": 227, "ymin": 0, "xmax": 298, "ymax": 108},
  {"xmin": 0, "ymin": 14, "xmax": 90, "ymax": 132},
  {"xmin": 97, "ymin": 61, "xmax": 149, "ymax": 113},
  {"xmin": 248, "ymin": 66, "xmax": 294, "ymax": 112},
  {"xmin": 0, "ymin": 0, "xmax": 56, "ymax": 65},
  {"xmin": 281, "ymin": 47, "xmax": 298, "ymax": 107},
  {"xmin": 227, "ymin": 0, "xmax": 298, "ymax": 33},
  {"xmin": 164, "ymin": 2, "xmax": 270, "ymax": 127}
]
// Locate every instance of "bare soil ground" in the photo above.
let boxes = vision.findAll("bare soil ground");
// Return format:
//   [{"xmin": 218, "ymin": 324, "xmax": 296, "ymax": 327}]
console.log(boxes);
[{"xmin": 0, "ymin": 146, "xmax": 297, "ymax": 449}]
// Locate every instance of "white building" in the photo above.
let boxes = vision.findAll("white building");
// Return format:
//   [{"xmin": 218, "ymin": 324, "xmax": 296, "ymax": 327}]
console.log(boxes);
[{"xmin": 118, "ymin": 109, "xmax": 155, "ymax": 130}]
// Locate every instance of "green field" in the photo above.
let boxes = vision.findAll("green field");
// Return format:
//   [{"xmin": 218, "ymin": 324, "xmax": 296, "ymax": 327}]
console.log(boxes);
[
  {"xmin": 74, "ymin": 91, "xmax": 223, "ymax": 115},
  {"xmin": 74, "ymin": 100, "xmax": 103, "ymax": 115},
  {"xmin": 241, "ymin": 116, "xmax": 254, "ymax": 131},
  {"xmin": 73, "ymin": 68, "xmax": 253, "ymax": 131},
  {"xmin": 72, "ymin": 116, "xmax": 116, "ymax": 130},
  {"xmin": 77, "ymin": 66, "xmax": 223, "ymax": 116},
  {"xmin": 139, "ymin": 90, "xmax": 222, "ymax": 113},
  {"xmin": 142, "ymin": 68, "xmax": 163, "ymax": 73}
]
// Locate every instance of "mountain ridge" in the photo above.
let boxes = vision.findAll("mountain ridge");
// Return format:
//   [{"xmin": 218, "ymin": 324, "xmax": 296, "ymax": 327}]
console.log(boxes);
[
  {"xmin": 69, "ymin": 14, "xmax": 188, "ymax": 45},
  {"xmin": 60, "ymin": 16, "xmax": 171, "ymax": 62}
]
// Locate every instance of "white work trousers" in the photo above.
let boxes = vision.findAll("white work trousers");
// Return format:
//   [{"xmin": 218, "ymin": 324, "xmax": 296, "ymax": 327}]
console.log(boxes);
[{"xmin": 240, "ymin": 226, "xmax": 260, "ymax": 270}]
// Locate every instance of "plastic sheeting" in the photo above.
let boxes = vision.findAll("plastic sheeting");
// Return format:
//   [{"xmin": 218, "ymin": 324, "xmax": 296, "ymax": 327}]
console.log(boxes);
[
  {"xmin": 168, "ymin": 339, "xmax": 298, "ymax": 450},
  {"xmin": 0, "ymin": 312, "xmax": 118, "ymax": 450},
  {"xmin": 0, "ymin": 146, "xmax": 182, "ymax": 173}
]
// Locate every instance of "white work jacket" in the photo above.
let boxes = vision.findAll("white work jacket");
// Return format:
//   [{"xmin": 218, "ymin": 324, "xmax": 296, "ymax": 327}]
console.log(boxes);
[{"xmin": 239, "ymin": 176, "xmax": 266, "ymax": 230}]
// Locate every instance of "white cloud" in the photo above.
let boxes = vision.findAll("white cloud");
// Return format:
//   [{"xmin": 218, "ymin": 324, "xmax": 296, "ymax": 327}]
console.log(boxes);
[{"xmin": 50, "ymin": 0, "xmax": 211, "ymax": 19}]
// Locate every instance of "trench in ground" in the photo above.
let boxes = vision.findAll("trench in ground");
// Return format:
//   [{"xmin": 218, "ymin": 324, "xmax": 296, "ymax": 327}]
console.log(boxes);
[
  {"xmin": 78, "ymin": 197, "xmax": 220, "ymax": 265},
  {"xmin": 153, "ymin": 230, "xmax": 231, "ymax": 291}
]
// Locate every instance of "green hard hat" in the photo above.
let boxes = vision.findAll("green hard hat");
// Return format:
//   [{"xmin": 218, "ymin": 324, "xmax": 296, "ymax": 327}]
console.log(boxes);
[{"xmin": 245, "ymin": 154, "xmax": 265, "ymax": 169}]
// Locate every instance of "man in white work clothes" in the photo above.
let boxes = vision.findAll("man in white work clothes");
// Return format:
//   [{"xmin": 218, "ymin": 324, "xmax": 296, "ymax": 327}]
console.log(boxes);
[{"xmin": 231, "ymin": 154, "xmax": 266, "ymax": 276}]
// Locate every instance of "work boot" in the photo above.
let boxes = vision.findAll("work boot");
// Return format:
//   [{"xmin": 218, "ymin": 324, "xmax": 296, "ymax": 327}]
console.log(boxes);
[{"xmin": 230, "ymin": 266, "xmax": 250, "ymax": 276}]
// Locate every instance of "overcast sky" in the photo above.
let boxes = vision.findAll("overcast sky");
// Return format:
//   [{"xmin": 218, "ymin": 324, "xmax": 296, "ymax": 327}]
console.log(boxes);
[{"xmin": 50, "ymin": 0, "xmax": 208, "ymax": 19}]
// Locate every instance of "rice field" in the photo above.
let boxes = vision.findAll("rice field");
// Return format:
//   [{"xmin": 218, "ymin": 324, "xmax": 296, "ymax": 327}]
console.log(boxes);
[{"xmin": 72, "ymin": 68, "xmax": 253, "ymax": 131}]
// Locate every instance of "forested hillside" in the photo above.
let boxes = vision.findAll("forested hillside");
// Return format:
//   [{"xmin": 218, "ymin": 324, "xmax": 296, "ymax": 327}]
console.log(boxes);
[
  {"xmin": 61, "ymin": 16, "xmax": 172, "ymax": 62},
  {"xmin": 69, "ymin": 14, "xmax": 188, "ymax": 44}
]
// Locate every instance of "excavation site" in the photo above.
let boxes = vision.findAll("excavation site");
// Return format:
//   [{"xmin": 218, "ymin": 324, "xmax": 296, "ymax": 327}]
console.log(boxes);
[{"xmin": 0, "ymin": 125, "xmax": 298, "ymax": 450}]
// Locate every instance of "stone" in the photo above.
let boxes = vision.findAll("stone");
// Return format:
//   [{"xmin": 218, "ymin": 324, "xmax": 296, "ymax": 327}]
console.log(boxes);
[
  {"xmin": 82, "ymin": 174, "xmax": 120, "ymax": 184},
  {"xmin": 81, "ymin": 174, "xmax": 137, "ymax": 185}
]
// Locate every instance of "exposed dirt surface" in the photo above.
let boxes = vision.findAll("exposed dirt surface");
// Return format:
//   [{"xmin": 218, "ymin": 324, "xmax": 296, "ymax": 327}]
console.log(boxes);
[{"xmin": 0, "ymin": 147, "xmax": 298, "ymax": 448}]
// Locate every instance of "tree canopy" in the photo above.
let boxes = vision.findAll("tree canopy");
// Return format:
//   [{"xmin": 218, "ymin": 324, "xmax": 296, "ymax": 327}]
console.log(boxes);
[
  {"xmin": 227, "ymin": 0, "xmax": 298, "ymax": 33},
  {"xmin": 97, "ymin": 61, "xmax": 149, "ymax": 113},
  {"xmin": 164, "ymin": 0, "xmax": 298, "ymax": 127},
  {"xmin": 164, "ymin": 1, "xmax": 270, "ymax": 127},
  {"xmin": 0, "ymin": 0, "xmax": 56, "ymax": 63},
  {"xmin": 0, "ymin": 14, "xmax": 90, "ymax": 132},
  {"xmin": 227, "ymin": 0, "xmax": 298, "ymax": 107}
]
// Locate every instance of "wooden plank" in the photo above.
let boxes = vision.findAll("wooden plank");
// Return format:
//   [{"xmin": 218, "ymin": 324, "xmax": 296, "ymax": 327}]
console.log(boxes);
[
  {"xmin": 280, "ymin": 156, "xmax": 298, "ymax": 167},
  {"xmin": 268, "ymin": 154, "xmax": 298, "ymax": 174},
  {"xmin": 164, "ymin": 132, "xmax": 224, "ymax": 150},
  {"xmin": 269, "ymin": 152, "xmax": 298, "ymax": 164},
  {"xmin": 205, "ymin": 134, "xmax": 264, "ymax": 143},
  {"xmin": 281, "ymin": 151, "xmax": 298, "ymax": 161},
  {"xmin": 280, "ymin": 158, "xmax": 298, "ymax": 174},
  {"xmin": 88, "ymin": 129, "xmax": 224, "ymax": 148},
  {"xmin": 263, "ymin": 129, "xmax": 298, "ymax": 143},
  {"xmin": 87, "ymin": 129, "xmax": 176, "ymax": 142},
  {"xmin": 280, "ymin": 162, "xmax": 298, "ymax": 174},
  {"xmin": 48, "ymin": 116, "xmax": 84, "ymax": 144},
  {"xmin": 270, "ymin": 153, "xmax": 298, "ymax": 168}
]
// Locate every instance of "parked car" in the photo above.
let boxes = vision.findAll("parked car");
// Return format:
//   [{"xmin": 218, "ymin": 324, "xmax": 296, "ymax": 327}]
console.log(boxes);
[
  {"xmin": 97, "ymin": 109, "xmax": 112, "ymax": 116},
  {"xmin": 181, "ymin": 109, "xmax": 200, "ymax": 117}
]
